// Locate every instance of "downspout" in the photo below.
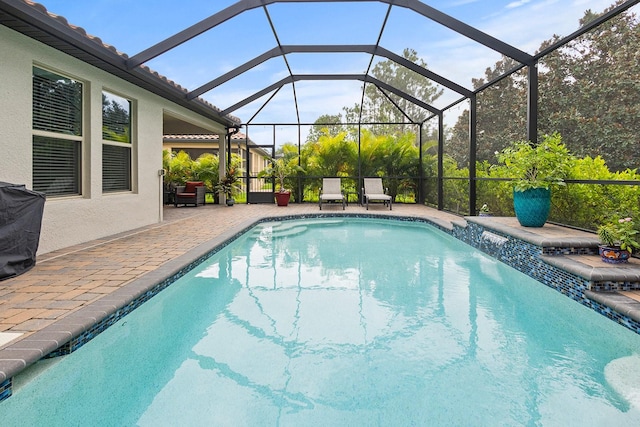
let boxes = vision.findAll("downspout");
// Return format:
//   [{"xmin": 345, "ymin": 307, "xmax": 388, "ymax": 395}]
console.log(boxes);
[
  {"xmin": 226, "ymin": 125, "xmax": 241, "ymax": 168},
  {"xmin": 222, "ymin": 125, "xmax": 241, "ymax": 204}
]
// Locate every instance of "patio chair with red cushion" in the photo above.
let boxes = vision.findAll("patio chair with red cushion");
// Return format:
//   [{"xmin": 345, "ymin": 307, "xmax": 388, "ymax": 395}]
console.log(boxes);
[{"xmin": 174, "ymin": 181, "xmax": 205, "ymax": 207}]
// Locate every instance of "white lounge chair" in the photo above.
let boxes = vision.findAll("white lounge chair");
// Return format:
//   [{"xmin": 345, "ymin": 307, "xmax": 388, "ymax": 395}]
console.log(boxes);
[
  {"xmin": 319, "ymin": 178, "xmax": 345, "ymax": 210},
  {"xmin": 363, "ymin": 178, "xmax": 392, "ymax": 210}
]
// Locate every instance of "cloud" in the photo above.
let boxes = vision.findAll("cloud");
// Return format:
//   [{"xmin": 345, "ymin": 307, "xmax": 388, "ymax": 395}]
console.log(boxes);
[
  {"xmin": 448, "ymin": 0, "xmax": 480, "ymax": 6},
  {"xmin": 505, "ymin": 0, "xmax": 532, "ymax": 9},
  {"xmin": 473, "ymin": 0, "xmax": 614, "ymax": 53}
]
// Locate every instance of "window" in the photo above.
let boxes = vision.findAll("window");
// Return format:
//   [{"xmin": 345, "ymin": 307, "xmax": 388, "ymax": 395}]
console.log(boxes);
[
  {"xmin": 32, "ymin": 67, "xmax": 83, "ymax": 196},
  {"xmin": 172, "ymin": 147, "xmax": 218, "ymax": 160},
  {"xmin": 102, "ymin": 91, "xmax": 132, "ymax": 192}
]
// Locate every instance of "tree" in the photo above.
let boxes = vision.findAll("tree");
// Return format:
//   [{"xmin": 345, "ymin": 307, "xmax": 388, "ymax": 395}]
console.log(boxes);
[
  {"xmin": 164, "ymin": 150, "xmax": 194, "ymax": 185},
  {"xmin": 358, "ymin": 129, "xmax": 387, "ymax": 177},
  {"xmin": 343, "ymin": 48, "xmax": 443, "ymax": 135},
  {"xmin": 192, "ymin": 153, "xmax": 219, "ymax": 191},
  {"xmin": 378, "ymin": 132, "xmax": 420, "ymax": 200},
  {"xmin": 538, "ymin": 1, "xmax": 640, "ymax": 171},
  {"xmin": 102, "ymin": 93, "xmax": 130, "ymax": 142},
  {"xmin": 306, "ymin": 114, "xmax": 345, "ymax": 143},
  {"xmin": 448, "ymin": 1, "xmax": 640, "ymax": 173},
  {"xmin": 447, "ymin": 56, "xmax": 527, "ymax": 167},
  {"xmin": 301, "ymin": 130, "xmax": 356, "ymax": 178}
]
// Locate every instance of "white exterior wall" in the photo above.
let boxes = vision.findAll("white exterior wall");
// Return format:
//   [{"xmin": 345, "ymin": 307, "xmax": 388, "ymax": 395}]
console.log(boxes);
[{"xmin": 0, "ymin": 25, "xmax": 226, "ymax": 254}]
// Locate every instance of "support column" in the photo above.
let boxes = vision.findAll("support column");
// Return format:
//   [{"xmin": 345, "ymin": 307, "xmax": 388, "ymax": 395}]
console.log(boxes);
[
  {"xmin": 469, "ymin": 95, "xmax": 477, "ymax": 216},
  {"xmin": 527, "ymin": 62, "xmax": 539, "ymax": 144},
  {"xmin": 219, "ymin": 131, "xmax": 227, "ymax": 204},
  {"xmin": 418, "ymin": 123, "xmax": 424, "ymax": 204},
  {"xmin": 437, "ymin": 112, "xmax": 444, "ymax": 210}
]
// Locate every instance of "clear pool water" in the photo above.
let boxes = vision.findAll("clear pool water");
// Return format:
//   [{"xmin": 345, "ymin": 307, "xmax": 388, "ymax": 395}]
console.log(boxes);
[{"xmin": 3, "ymin": 217, "xmax": 640, "ymax": 426}]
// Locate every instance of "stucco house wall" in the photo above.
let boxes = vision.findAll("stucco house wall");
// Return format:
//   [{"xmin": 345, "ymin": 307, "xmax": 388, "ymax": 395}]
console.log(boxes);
[{"xmin": 0, "ymin": 25, "xmax": 226, "ymax": 254}]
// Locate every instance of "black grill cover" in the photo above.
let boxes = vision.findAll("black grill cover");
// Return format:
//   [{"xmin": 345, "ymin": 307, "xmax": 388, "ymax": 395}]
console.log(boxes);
[{"xmin": 0, "ymin": 182, "xmax": 46, "ymax": 280}]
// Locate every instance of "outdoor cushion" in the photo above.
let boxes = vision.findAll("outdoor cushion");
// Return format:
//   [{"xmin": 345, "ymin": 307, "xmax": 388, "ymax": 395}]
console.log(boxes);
[
  {"xmin": 184, "ymin": 181, "xmax": 203, "ymax": 193},
  {"xmin": 174, "ymin": 184, "xmax": 206, "ymax": 207}
]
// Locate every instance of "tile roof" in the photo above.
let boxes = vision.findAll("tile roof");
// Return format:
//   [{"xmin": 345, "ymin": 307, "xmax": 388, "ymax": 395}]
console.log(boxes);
[{"xmin": 163, "ymin": 133, "xmax": 250, "ymax": 141}]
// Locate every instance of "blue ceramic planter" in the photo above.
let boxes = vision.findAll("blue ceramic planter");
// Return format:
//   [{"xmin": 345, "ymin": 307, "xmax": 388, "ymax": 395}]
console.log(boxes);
[
  {"xmin": 598, "ymin": 245, "xmax": 631, "ymax": 263},
  {"xmin": 513, "ymin": 188, "xmax": 551, "ymax": 227}
]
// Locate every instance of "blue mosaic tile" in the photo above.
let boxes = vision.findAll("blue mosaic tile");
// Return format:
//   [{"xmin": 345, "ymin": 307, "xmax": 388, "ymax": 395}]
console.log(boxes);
[
  {"xmin": 543, "ymin": 247, "xmax": 598, "ymax": 256},
  {"xmin": 0, "ymin": 378, "xmax": 11, "ymax": 402},
  {"xmin": 585, "ymin": 299, "xmax": 640, "ymax": 335}
]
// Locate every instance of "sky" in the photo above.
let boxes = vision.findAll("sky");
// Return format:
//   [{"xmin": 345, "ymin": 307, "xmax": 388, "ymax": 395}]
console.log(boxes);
[{"xmin": 36, "ymin": 0, "xmax": 624, "ymax": 145}]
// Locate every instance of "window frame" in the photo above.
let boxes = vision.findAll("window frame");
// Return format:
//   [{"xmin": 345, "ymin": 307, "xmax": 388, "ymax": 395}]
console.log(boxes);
[
  {"xmin": 101, "ymin": 90, "xmax": 133, "ymax": 193},
  {"xmin": 32, "ymin": 65, "xmax": 84, "ymax": 197}
]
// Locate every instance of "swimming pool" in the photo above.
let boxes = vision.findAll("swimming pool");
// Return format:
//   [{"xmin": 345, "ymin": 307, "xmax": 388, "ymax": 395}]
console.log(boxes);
[{"xmin": 2, "ymin": 217, "xmax": 640, "ymax": 425}]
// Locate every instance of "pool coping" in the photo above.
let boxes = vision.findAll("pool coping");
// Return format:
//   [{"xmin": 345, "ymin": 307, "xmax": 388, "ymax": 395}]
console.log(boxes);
[
  {"xmin": 1, "ymin": 211, "xmax": 639, "ymax": 400},
  {"xmin": 541, "ymin": 255, "xmax": 640, "ymax": 282}
]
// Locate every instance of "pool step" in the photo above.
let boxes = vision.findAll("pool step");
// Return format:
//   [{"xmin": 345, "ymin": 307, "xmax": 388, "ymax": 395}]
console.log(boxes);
[
  {"xmin": 605, "ymin": 355, "xmax": 640, "ymax": 409},
  {"xmin": 540, "ymin": 254, "xmax": 640, "ymax": 291},
  {"xmin": 249, "ymin": 218, "xmax": 345, "ymax": 239}
]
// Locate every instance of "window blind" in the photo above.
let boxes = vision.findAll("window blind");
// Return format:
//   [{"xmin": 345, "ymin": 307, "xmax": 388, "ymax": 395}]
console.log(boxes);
[
  {"xmin": 33, "ymin": 67, "xmax": 82, "ymax": 136},
  {"xmin": 103, "ymin": 145, "xmax": 131, "ymax": 192},
  {"xmin": 32, "ymin": 136, "xmax": 80, "ymax": 195}
]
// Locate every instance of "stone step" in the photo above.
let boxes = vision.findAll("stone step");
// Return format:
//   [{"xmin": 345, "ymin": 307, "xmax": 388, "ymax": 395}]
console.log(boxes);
[
  {"xmin": 540, "ymin": 254, "xmax": 640, "ymax": 289},
  {"xmin": 249, "ymin": 218, "xmax": 345, "ymax": 239}
]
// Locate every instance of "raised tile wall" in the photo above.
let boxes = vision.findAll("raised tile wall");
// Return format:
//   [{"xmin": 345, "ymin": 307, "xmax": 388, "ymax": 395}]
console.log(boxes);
[
  {"xmin": 457, "ymin": 221, "xmax": 640, "ymax": 335},
  {"xmin": 0, "ymin": 378, "xmax": 10, "ymax": 401}
]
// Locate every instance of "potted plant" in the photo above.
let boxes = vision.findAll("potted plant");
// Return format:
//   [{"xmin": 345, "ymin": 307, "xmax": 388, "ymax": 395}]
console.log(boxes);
[
  {"xmin": 497, "ymin": 132, "xmax": 572, "ymax": 227},
  {"xmin": 478, "ymin": 203, "xmax": 491, "ymax": 217},
  {"xmin": 163, "ymin": 149, "xmax": 195, "ymax": 204},
  {"xmin": 597, "ymin": 216, "xmax": 640, "ymax": 263},
  {"xmin": 192, "ymin": 153, "xmax": 219, "ymax": 204},
  {"xmin": 214, "ymin": 166, "xmax": 243, "ymax": 206},
  {"xmin": 258, "ymin": 157, "xmax": 304, "ymax": 206}
]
